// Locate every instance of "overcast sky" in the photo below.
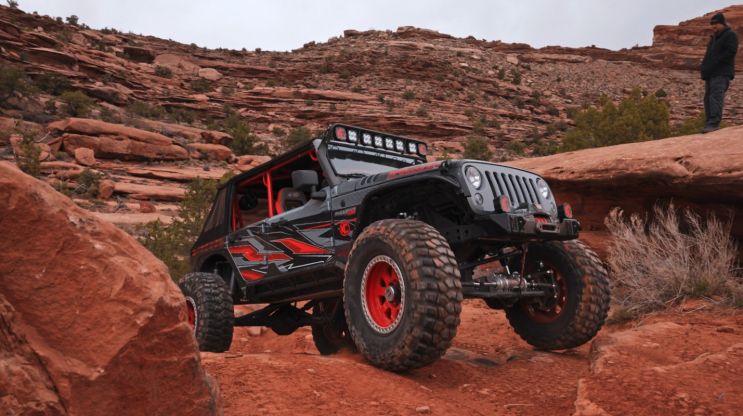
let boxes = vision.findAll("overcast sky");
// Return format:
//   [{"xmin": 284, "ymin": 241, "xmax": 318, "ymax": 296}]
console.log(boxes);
[{"xmin": 15, "ymin": 1, "xmax": 741, "ymax": 52}]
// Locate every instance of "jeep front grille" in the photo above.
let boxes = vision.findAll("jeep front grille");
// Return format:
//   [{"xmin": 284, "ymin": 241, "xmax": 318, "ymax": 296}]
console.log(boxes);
[{"xmin": 485, "ymin": 171, "xmax": 541, "ymax": 207}]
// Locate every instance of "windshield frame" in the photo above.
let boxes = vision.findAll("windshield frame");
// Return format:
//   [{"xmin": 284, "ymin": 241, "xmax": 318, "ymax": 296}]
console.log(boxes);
[{"xmin": 326, "ymin": 142, "xmax": 423, "ymax": 178}]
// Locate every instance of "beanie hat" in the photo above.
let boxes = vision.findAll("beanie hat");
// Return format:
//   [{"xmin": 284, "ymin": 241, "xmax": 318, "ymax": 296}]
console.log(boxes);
[{"xmin": 710, "ymin": 13, "xmax": 726, "ymax": 25}]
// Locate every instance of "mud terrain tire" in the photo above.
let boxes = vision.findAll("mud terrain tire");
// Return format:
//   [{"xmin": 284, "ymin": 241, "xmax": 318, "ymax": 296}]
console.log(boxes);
[
  {"xmin": 344, "ymin": 219, "xmax": 462, "ymax": 371},
  {"xmin": 311, "ymin": 300, "xmax": 355, "ymax": 355},
  {"xmin": 505, "ymin": 240, "xmax": 610, "ymax": 350},
  {"xmin": 178, "ymin": 272, "xmax": 234, "ymax": 352}
]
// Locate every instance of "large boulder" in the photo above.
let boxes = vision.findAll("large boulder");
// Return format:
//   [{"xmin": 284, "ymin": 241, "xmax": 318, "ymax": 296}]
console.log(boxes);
[
  {"xmin": 48, "ymin": 118, "xmax": 190, "ymax": 161},
  {"xmin": 153, "ymin": 54, "xmax": 201, "ymax": 76},
  {"xmin": 0, "ymin": 162, "xmax": 223, "ymax": 416},
  {"xmin": 189, "ymin": 143, "xmax": 234, "ymax": 161},
  {"xmin": 506, "ymin": 126, "xmax": 743, "ymax": 259}
]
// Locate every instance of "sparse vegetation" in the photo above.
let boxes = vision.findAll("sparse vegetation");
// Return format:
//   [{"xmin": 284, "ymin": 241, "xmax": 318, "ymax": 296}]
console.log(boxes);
[
  {"xmin": 605, "ymin": 203, "xmax": 742, "ymax": 312},
  {"xmin": 415, "ymin": 106, "xmax": 428, "ymax": 117},
  {"xmin": 7, "ymin": 1, "xmax": 19, "ymax": 9},
  {"xmin": 127, "ymin": 100, "xmax": 166, "ymax": 119},
  {"xmin": 532, "ymin": 139, "xmax": 558, "ymax": 156},
  {"xmin": 463, "ymin": 136, "xmax": 492, "ymax": 161},
  {"xmin": 506, "ymin": 141, "xmax": 526, "ymax": 155},
  {"xmin": 65, "ymin": 15, "xmax": 79, "ymax": 26},
  {"xmin": 0, "ymin": 64, "xmax": 34, "ymax": 106},
  {"xmin": 190, "ymin": 77, "xmax": 211, "ymax": 93},
  {"xmin": 559, "ymin": 88, "xmax": 670, "ymax": 152},
  {"xmin": 272, "ymin": 127, "xmax": 287, "ymax": 138},
  {"xmin": 230, "ymin": 122, "xmax": 261, "ymax": 156},
  {"xmin": 154, "ymin": 65, "xmax": 173, "ymax": 79},
  {"xmin": 77, "ymin": 167, "xmax": 102, "ymax": 199},
  {"xmin": 672, "ymin": 111, "xmax": 707, "ymax": 137},
  {"xmin": 59, "ymin": 91, "xmax": 94, "ymax": 117},
  {"xmin": 34, "ymin": 71, "xmax": 71, "ymax": 96},
  {"xmin": 497, "ymin": 69, "xmax": 505, "ymax": 80},
  {"xmin": 15, "ymin": 130, "xmax": 41, "ymax": 177},
  {"xmin": 464, "ymin": 109, "xmax": 474, "ymax": 118},
  {"xmin": 318, "ymin": 64, "xmax": 329, "ymax": 74},
  {"xmin": 221, "ymin": 86, "xmax": 234, "ymax": 95},
  {"xmin": 340, "ymin": 70, "xmax": 351, "ymax": 79},
  {"xmin": 402, "ymin": 90, "xmax": 416, "ymax": 100},
  {"xmin": 655, "ymin": 88, "xmax": 667, "ymax": 98},
  {"xmin": 266, "ymin": 79, "xmax": 276, "ymax": 87},
  {"xmin": 510, "ymin": 69, "xmax": 522, "ymax": 85},
  {"xmin": 285, "ymin": 127, "xmax": 312, "ymax": 148},
  {"xmin": 472, "ymin": 120, "xmax": 486, "ymax": 135},
  {"xmin": 169, "ymin": 108, "xmax": 196, "ymax": 125}
]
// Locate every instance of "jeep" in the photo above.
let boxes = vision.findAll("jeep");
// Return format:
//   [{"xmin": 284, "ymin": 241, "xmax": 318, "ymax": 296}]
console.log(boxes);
[{"xmin": 178, "ymin": 124, "xmax": 610, "ymax": 371}]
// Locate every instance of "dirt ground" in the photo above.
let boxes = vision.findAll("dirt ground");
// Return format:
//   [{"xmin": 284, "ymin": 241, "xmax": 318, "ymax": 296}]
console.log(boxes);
[{"xmin": 201, "ymin": 300, "xmax": 743, "ymax": 416}]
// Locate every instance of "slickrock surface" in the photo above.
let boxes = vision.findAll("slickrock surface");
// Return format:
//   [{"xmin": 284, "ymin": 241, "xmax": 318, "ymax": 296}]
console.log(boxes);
[{"xmin": 0, "ymin": 162, "xmax": 222, "ymax": 416}]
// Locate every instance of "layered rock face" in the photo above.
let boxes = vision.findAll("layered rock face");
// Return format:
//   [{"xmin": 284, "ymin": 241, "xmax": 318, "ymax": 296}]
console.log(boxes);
[
  {"xmin": 508, "ymin": 126, "xmax": 743, "ymax": 258},
  {"xmin": 0, "ymin": 162, "xmax": 223, "ymax": 416}
]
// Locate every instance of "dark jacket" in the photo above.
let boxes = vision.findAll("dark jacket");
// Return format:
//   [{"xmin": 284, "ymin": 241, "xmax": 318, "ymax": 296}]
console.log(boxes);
[{"xmin": 701, "ymin": 25, "xmax": 739, "ymax": 80}]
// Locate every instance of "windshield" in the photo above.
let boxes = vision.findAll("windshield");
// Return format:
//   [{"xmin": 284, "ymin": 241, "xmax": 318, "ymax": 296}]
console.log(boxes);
[{"xmin": 328, "ymin": 144, "xmax": 419, "ymax": 176}]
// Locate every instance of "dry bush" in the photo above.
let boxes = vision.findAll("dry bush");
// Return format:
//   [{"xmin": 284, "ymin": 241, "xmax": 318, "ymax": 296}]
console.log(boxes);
[{"xmin": 605, "ymin": 203, "xmax": 741, "ymax": 312}]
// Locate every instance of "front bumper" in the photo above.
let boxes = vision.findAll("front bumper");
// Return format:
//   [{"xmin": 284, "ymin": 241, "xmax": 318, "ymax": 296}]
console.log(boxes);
[{"xmin": 475, "ymin": 213, "xmax": 581, "ymax": 242}]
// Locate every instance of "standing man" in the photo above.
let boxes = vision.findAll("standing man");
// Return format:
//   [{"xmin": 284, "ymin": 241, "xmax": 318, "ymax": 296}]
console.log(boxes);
[{"xmin": 700, "ymin": 13, "xmax": 739, "ymax": 134}]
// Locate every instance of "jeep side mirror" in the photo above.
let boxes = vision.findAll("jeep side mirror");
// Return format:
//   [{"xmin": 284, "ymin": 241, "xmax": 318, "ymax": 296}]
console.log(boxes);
[{"xmin": 292, "ymin": 170, "xmax": 319, "ymax": 193}]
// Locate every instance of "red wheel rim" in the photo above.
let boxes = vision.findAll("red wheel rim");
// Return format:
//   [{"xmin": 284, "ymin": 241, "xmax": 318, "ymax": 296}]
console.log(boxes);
[
  {"xmin": 521, "ymin": 267, "xmax": 567, "ymax": 323},
  {"xmin": 362, "ymin": 256, "xmax": 404, "ymax": 333},
  {"xmin": 186, "ymin": 297, "xmax": 196, "ymax": 330}
]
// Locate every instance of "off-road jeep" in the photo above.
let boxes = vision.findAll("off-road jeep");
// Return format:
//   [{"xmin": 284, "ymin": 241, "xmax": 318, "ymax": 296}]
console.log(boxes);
[{"xmin": 178, "ymin": 124, "xmax": 610, "ymax": 371}]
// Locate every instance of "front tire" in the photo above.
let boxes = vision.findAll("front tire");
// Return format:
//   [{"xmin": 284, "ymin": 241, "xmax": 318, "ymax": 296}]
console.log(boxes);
[
  {"xmin": 505, "ymin": 240, "xmax": 610, "ymax": 350},
  {"xmin": 344, "ymin": 219, "xmax": 462, "ymax": 371},
  {"xmin": 178, "ymin": 272, "xmax": 234, "ymax": 352}
]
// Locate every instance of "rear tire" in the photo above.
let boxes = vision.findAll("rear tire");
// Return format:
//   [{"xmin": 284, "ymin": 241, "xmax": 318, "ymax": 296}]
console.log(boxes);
[
  {"xmin": 311, "ymin": 299, "xmax": 355, "ymax": 355},
  {"xmin": 505, "ymin": 240, "xmax": 610, "ymax": 350},
  {"xmin": 344, "ymin": 219, "xmax": 462, "ymax": 371},
  {"xmin": 178, "ymin": 272, "xmax": 234, "ymax": 352}
]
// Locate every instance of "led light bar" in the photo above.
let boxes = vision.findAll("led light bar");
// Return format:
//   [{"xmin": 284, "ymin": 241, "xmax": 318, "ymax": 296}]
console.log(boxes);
[
  {"xmin": 362, "ymin": 133, "xmax": 372, "ymax": 146},
  {"xmin": 395, "ymin": 139, "xmax": 404, "ymax": 152},
  {"xmin": 348, "ymin": 130, "xmax": 358, "ymax": 143},
  {"xmin": 374, "ymin": 135, "xmax": 383, "ymax": 148},
  {"xmin": 384, "ymin": 137, "xmax": 394, "ymax": 150},
  {"xmin": 407, "ymin": 142, "xmax": 417, "ymax": 154}
]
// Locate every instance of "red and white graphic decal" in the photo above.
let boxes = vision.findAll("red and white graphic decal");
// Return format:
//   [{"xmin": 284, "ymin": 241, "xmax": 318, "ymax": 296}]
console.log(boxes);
[
  {"xmin": 387, "ymin": 162, "xmax": 441, "ymax": 180},
  {"xmin": 229, "ymin": 245, "xmax": 290, "ymax": 262},
  {"xmin": 275, "ymin": 238, "xmax": 331, "ymax": 254},
  {"xmin": 241, "ymin": 269, "xmax": 265, "ymax": 280}
]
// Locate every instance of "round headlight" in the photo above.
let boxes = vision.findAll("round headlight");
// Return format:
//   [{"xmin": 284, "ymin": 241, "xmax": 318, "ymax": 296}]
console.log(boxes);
[
  {"xmin": 474, "ymin": 193, "xmax": 484, "ymax": 205},
  {"xmin": 536, "ymin": 178, "xmax": 550, "ymax": 199},
  {"xmin": 465, "ymin": 166, "xmax": 482, "ymax": 189}
]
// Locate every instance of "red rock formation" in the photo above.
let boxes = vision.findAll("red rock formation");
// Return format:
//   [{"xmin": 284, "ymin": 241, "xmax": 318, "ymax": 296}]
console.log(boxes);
[{"xmin": 0, "ymin": 162, "xmax": 222, "ymax": 416}]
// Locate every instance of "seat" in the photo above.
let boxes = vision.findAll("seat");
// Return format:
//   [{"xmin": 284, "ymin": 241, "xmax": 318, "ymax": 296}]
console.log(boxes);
[{"xmin": 275, "ymin": 188, "xmax": 307, "ymax": 214}]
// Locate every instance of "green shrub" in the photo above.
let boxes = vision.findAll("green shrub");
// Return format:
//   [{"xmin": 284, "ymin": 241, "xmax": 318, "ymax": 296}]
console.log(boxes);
[
  {"xmin": 7, "ymin": 1, "xmax": 19, "ymax": 8},
  {"xmin": 472, "ymin": 120, "xmax": 486, "ymax": 135},
  {"xmin": 402, "ymin": 90, "xmax": 416, "ymax": 100},
  {"xmin": 566, "ymin": 107, "xmax": 580, "ymax": 119},
  {"xmin": 655, "ymin": 88, "xmax": 667, "ymax": 98},
  {"xmin": 464, "ymin": 109, "xmax": 474, "ymax": 117},
  {"xmin": 154, "ymin": 65, "xmax": 173, "ymax": 79},
  {"xmin": 77, "ymin": 167, "xmax": 101, "ymax": 199},
  {"xmin": 190, "ymin": 77, "xmax": 211, "ymax": 92},
  {"xmin": 127, "ymin": 100, "xmax": 166, "ymax": 119},
  {"xmin": 272, "ymin": 127, "xmax": 286, "ymax": 138},
  {"xmin": 0, "ymin": 64, "xmax": 34, "ymax": 105},
  {"xmin": 255, "ymin": 48, "xmax": 262, "ymax": 53},
  {"xmin": 304, "ymin": 99, "xmax": 314, "ymax": 106},
  {"xmin": 415, "ymin": 106, "xmax": 428, "ymax": 117},
  {"xmin": 168, "ymin": 108, "xmax": 196, "ymax": 124},
  {"xmin": 436, "ymin": 150, "xmax": 452, "ymax": 161},
  {"xmin": 456, "ymin": 51, "xmax": 463, "ymax": 57},
  {"xmin": 285, "ymin": 127, "xmax": 312, "ymax": 148},
  {"xmin": 486, "ymin": 117, "xmax": 501, "ymax": 129},
  {"xmin": 101, "ymin": 73, "xmax": 113, "ymax": 86},
  {"xmin": 434, "ymin": 74, "xmax": 445, "ymax": 82},
  {"xmin": 340, "ymin": 70, "xmax": 351, "ymax": 79},
  {"xmin": 559, "ymin": 88, "xmax": 670, "ymax": 152},
  {"xmin": 266, "ymin": 79, "xmax": 276, "ymax": 87},
  {"xmin": 221, "ymin": 86, "xmax": 235, "ymax": 95},
  {"xmin": 268, "ymin": 61, "xmax": 276, "ymax": 68},
  {"xmin": 318, "ymin": 64, "xmax": 329, "ymax": 74},
  {"xmin": 66, "ymin": 15, "xmax": 79, "ymax": 26},
  {"xmin": 506, "ymin": 141, "xmax": 526, "ymax": 155},
  {"xmin": 463, "ymin": 136, "xmax": 492, "ymax": 161},
  {"xmin": 16, "ymin": 131, "xmax": 41, "ymax": 177},
  {"xmin": 377, "ymin": 93, "xmax": 386, "ymax": 103},
  {"xmin": 533, "ymin": 139, "xmax": 558, "ymax": 156},
  {"xmin": 497, "ymin": 69, "xmax": 505, "ymax": 80},
  {"xmin": 329, "ymin": 103, "xmax": 337, "ymax": 111},
  {"xmin": 351, "ymin": 85, "xmax": 362, "ymax": 93},
  {"xmin": 34, "ymin": 71, "xmax": 71, "ymax": 96},
  {"xmin": 231, "ymin": 122, "xmax": 260, "ymax": 156},
  {"xmin": 59, "ymin": 91, "xmax": 94, "ymax": 117},
  {"xmin": 510, "ymin": 69, "xmax": 521, "ymax": 85},
  {"xmin": 44, "ymin": 98, "xmax": 57, "ymax": 115},
  {"xmin": 521, "ymin": 64, "xmax": 531, "ymax": 71},
  {"xmin": 514, "ymin": 98, "xmax": 525, "ymax": 109}
]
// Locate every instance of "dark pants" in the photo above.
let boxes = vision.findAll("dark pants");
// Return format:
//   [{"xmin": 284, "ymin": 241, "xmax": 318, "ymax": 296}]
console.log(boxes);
[{"xmin": 704, "ymin": 76, "xmax": 731, "ymax": 127}]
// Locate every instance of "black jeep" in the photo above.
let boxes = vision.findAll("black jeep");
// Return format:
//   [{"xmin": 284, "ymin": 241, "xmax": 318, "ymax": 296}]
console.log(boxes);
[{"xmin": 178, "ymin": 124, "xmax": 610, "ymax": 371}]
